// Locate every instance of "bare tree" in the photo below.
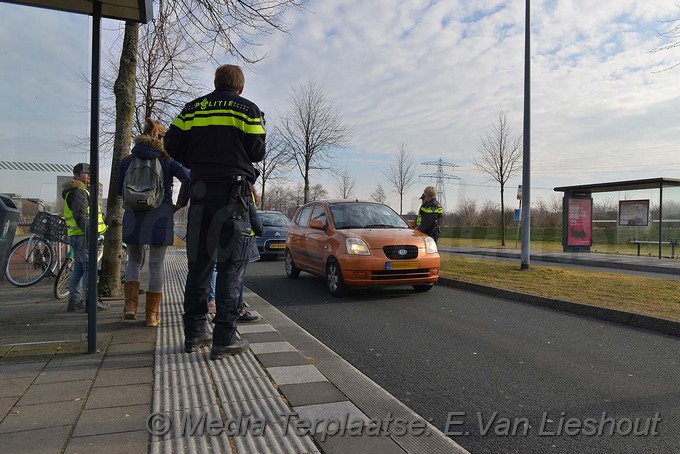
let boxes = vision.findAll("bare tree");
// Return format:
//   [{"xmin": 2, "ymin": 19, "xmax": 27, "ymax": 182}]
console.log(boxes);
[
  {"xmin": 384, "ymin": 145, "xmax": 417, "ymax": 215},
  {"xmin": 309, "ymin": 183, "xmax": 329, "ymax": 202},
  {"xmin": 334, "ymin": 168, "xmax": 356, "ymax": 199},
  {"xmin": 255, "ymin": 125, "xmax": 289, "ymax": 209},
  {"xmin": 99, "ymin": 20, "xmax": 204, "ymax": 296},
  {"xmin": 472, "ymin": 111, "xmax": 522, "ymax": 246},
  {"xmin": 455, "ymin": 198, "xmax": 479, "ymax": 227},
  {"xmin": 279, "ymin": 80, "xmax": 351, "ymax": 203},
  {"xmin": 164, "ymin": 0, "xmax": 306, "ymax": 64},
  {"xmin": 98, "ymin": 22, "xmax": 139, "ymax": 297},
  {"xmin": 370, "ymin": 184, "xmax": 387, "ymax": 204},
  {"xmin": 98, "ymin": 1, "xmax": 306, "ymax": 296}
]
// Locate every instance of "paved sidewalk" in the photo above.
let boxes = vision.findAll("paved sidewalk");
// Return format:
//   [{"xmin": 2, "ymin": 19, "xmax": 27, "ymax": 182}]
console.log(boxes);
[{"xmin": 0, "ymin": 248, "xmax": 466, "ymax": 454}]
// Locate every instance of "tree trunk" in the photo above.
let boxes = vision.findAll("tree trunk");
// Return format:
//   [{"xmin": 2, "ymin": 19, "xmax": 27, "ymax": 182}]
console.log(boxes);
[
  {"xmin": 99, "ymin": 22, "xmax": 139, "ymax": 298},
  {"xmin": 500, "ymin": 185, "xmax": 506, "ymax": 246},
  {"xmin": 259, "ymin": 178, "xmax": 266, "ymax": 209},
  {"xmin": 303, "ymin": 170, "xmax": 310, "ymax": 204}
]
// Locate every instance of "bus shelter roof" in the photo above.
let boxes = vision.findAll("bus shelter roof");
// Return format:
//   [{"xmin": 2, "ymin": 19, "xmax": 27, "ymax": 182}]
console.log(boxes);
[
  {"xmin": 3, "ymin": 0, "xmax": 152, "ymax": 22},
  {"xmin": 555, "ymin": 177, "xmax": 680, "ymax": 194}
]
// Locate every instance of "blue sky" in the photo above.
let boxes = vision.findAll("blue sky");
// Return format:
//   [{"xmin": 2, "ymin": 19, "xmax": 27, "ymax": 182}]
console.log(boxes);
[{"xmin": 1, "ymin": 1, "xmax": 679, "ymax": 214}]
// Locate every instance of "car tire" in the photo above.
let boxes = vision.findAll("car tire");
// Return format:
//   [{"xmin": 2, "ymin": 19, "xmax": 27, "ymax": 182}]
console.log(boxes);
[
  {"xmin": 326, "ymin": 258, "xmax": 349, "ymax": 297},
  {"xmin": 285, "ymin": 249, "xmax": 301, "ymax": 279},
  {"xmin": 412, "ymin": 284, "xmax": 434, "ymax": 293}
]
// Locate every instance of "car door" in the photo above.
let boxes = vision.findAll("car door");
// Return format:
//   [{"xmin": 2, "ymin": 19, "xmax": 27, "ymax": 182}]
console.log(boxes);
[
  {"xmin": 305, "ymin": 203, "xmax": 330, "ymax": 273},
  {"xmin": 289, "ymin": 204, "xmax": 314, "ymax": 269}
]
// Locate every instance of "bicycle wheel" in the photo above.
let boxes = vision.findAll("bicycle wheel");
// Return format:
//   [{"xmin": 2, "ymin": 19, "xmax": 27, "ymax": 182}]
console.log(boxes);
[
  {"xmin": 5, "ymin": 237, "xmax": 54, "ymax": 287},
  {"xmin": 53, "ymin": 257, "xmax": 74, "ymax": 299}
]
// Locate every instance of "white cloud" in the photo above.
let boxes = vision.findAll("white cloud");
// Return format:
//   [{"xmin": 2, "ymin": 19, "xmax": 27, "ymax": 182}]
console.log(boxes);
[{"xmin": 1, "ymin": 0, "xmax": 679, "ymax": 214}]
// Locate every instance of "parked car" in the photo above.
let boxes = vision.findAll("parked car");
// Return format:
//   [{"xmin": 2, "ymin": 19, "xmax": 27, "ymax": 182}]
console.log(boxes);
[
  {"xmin": 255, "ymin": 210, "xmax": 291, "ymax": 260},
  {"xmin": 285, "ymin": 200, "xmax": 440, "ymax": 296}
]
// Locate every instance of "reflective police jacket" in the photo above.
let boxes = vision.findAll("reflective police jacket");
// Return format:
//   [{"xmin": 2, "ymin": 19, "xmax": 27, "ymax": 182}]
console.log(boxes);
[
  {"xmin": 164, "ymin": 88, "xmax": 266, "ymax": 183},
  {"xmin": 416, "ymin": 198, "xmax": 443, "ymax": 241}
]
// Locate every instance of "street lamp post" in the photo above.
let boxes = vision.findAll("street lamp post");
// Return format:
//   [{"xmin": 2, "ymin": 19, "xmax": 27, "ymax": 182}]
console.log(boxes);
[{"xmin": 520, "ymin": 0, "xmax": 531, "ymax": 270}]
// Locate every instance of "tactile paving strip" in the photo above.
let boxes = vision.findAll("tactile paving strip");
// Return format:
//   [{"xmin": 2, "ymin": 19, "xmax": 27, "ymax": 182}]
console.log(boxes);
[{"xmin": 150, "ymin": 249, "xmax": 320, "ymax": 454}]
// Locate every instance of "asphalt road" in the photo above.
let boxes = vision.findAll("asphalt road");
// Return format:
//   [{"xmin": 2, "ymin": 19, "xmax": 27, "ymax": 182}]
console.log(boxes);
[{"xmin": 244, "ymin": 259, "xmax": 680, "ymax": 454}]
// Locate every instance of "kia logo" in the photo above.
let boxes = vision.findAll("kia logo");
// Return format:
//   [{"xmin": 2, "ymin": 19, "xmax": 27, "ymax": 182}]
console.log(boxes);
[{"xmin": 398, "ymin": 249, "xmax": 407, "ymax": 256}]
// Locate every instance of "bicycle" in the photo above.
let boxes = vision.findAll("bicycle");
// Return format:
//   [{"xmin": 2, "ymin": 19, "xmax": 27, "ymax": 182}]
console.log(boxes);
[
  {"xmin": 4, "ymin": 199, "xmax": 70, "ymax": 288},
  {"xmin": 53, "ymin": 237, "xmax": 143, "ymax": 300}
]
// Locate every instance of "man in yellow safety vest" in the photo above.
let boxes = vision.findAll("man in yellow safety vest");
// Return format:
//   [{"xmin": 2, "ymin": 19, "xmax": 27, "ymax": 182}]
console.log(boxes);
[{"xmin": 62, "ymin": 163, "xmax": 109, "ymax": 312}]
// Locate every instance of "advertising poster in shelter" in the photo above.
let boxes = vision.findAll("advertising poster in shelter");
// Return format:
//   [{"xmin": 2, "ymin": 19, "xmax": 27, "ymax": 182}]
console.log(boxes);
[
  {"xmin": 566, "ymin": 197, "xmax": 592, "ymax": 246},
  {"xmin": 618, "ymin": 200, "xmax": 649, "ymax": 226}
]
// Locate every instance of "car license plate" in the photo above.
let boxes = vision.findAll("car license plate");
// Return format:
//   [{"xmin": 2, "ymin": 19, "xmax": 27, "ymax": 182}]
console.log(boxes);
[
  {"xmin": 386, "ymin": 261, "xmax": 419, "ymax": 270},
  {"xmin": 269, "ymin": 243, "xmax": 285, "ymax": 249}
]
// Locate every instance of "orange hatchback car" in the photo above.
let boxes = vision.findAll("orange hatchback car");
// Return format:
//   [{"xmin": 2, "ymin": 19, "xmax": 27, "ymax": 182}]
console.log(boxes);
[{"xmin": 285, "ymin": 200, "xmax": 440, "ymax": 296}]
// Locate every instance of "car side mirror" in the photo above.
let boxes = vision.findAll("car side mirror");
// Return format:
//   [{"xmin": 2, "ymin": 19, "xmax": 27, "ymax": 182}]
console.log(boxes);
[
  {"xmin": 406, "ymin": 220, "xmax": 416, "ymax": 229},
  {"xmin": 309, "ymin": 219, "xmax": 325, "ymax": 230}
]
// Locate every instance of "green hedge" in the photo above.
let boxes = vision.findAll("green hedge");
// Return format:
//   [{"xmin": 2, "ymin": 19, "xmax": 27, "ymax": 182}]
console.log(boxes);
[
  {"xmin": 442, "ymin": 226, "xmax": 561, "ymax": 242},
  {"xmin": 441, "ymin": 226, "xmax": 680, "ymax": 244}
]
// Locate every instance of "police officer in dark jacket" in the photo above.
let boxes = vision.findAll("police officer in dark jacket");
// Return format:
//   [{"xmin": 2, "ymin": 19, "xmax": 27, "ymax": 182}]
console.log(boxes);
[
  {"xmin": 165, "ymin": 64, "xmax": 266, "ymax": 360},
  {"xmin": 415, "ymin": 186, "xmax": 444, "ymax": 242}
]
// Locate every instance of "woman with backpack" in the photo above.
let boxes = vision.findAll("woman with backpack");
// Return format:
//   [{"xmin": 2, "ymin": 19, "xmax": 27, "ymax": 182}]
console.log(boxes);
[{"xmin": 115, "ymin": 118, "xmax": 190, "ymax": 327}]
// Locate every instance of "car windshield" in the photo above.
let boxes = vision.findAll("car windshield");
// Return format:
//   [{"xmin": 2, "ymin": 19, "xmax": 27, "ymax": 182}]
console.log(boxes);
[
  {"xmin": 258, "ymin": 212, "xmax": 291, "ymax": 227},
  {"xmin": 329, "ymin": 203, "xmax": 408, "ymax": 229}
]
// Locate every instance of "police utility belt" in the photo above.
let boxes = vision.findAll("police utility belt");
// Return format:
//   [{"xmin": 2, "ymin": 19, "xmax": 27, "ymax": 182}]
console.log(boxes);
[{"xmin": 228, "ymin": 175, "xmax": 250, "ymax": 217}]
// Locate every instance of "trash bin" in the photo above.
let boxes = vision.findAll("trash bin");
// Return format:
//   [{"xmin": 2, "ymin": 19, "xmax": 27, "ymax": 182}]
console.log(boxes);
[{"xmin": 0, "ymin": 194, "xmax": 20, "ymax": 282}]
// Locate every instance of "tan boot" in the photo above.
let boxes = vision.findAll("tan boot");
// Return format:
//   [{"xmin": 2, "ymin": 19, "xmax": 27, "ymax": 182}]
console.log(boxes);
[
  {"xmin": 145, "ymin": 291, "xmax": 162, "ymax": 327},
  {"xmin": 123, "ymin": 281, "xmax": 141, "ymax": 320}
]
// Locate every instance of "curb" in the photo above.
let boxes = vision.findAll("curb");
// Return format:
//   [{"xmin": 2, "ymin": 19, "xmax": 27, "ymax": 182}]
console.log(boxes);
[{"xmin": 437, "ymin": 277, "xmax": 680, "ymax": 338}]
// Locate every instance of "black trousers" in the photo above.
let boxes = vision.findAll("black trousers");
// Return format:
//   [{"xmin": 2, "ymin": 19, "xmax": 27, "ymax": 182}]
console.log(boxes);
[{"xmin": 183, "ymin": 181, "xmax": 250, "ymax": 346}]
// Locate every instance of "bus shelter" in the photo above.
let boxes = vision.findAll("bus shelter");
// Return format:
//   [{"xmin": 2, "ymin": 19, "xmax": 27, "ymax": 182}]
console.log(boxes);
[
  {"xmin": 4, "ymin": 0, "xmax": 153, "ymax": 352},
  {"xmin": 554, "ymin": 178, "xmax": 680, "ymax": 258}
]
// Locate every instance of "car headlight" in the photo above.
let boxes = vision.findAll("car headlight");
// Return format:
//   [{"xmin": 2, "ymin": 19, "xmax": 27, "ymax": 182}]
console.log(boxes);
[
  {"xmin": 346, "ymin": 237, "xmax": 370, "ymax": 255},
  {"xmin": 424, "ymin": 237, "xmax": 438, "ymax": 254}
]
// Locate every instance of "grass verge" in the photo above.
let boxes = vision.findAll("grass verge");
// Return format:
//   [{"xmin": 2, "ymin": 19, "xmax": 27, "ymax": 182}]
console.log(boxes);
[{"xmin": 439, "ymin": 255, "xmax": 680, "ymax": 322}]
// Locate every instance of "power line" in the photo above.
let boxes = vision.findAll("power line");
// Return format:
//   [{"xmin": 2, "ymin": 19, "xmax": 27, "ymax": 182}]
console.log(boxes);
[{"xmin": 419, "ymin": 158, "xmax": 460, "ymax": 212}]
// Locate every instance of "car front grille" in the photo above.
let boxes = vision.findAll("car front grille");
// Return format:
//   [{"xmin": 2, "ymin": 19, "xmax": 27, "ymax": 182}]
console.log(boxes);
[
  {"xmin": 370, "ymin": 269, "xmax": 430, "ymax": 280},
  {"xmin": 383, "ymin": 245, "xmax": 418, "ymax": 260}
]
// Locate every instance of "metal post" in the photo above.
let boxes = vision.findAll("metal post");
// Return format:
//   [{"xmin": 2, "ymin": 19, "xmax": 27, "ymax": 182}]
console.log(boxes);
[
  {"xmin": 516, "ymin": 199, "xmax": 522, "ymax": 249},
  {"xmin": 87, "ymin": 1, "xmax": 102, "ymax": 353},
  {"xmin": 658, "ymin": 183, "xmax": 663, "ymax": 259},
  {"xmin": 520, "ymin": 0, "xmax": 531, "ymax": 270}
]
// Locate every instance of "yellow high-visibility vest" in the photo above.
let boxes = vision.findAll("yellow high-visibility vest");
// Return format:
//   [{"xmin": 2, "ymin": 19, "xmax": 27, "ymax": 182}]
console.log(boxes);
[{"xmin": 64, "ymin": 188, "xmax": 107, "ymax": 236}]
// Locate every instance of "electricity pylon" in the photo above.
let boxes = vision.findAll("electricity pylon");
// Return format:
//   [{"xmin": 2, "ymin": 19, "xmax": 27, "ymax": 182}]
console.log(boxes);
[{"xmin": 419, "ymin": 158, "xmax": 460, "ymax": 212}]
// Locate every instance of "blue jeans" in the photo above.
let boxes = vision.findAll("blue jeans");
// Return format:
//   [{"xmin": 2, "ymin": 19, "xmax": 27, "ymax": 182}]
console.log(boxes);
[
  {"xmin": 67, "ymin": 234, "xmax": 88, "ymax": 304},
  {"xmin": 208, "ymin": 264, "xmax": 217, "ymax": 302},
  {"xmin": 209, "ymin": 237, "xmax": 258, "ymax": 303}
]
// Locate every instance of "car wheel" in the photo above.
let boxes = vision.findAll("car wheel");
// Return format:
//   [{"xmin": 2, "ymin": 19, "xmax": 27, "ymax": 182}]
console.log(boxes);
[
  {"xmin": 285, "ymin": 249, "xmax": 300, "ymax": 279},
  {"xmin": 412, "ymin": 284, "xmax": 434, "ymax": 293},
  {"xmin": 326, "ymin": 259, "xmax": 348, "ymax": 297}
]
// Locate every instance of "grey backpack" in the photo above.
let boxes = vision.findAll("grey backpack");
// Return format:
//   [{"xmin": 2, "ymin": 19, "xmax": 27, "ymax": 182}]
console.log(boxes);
[{"xmin": 122, "ymin": 157, "xmax": 165, "ymax": 211}]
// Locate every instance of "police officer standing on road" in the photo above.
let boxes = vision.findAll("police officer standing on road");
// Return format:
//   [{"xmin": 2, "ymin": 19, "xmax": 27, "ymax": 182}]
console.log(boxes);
[
  {"xmin": 165, "ymin": 64, "xmax": 266, "ymax": 360},
  {"xmin": 415, "ymin": 186, "xmax": 443, "ymax": 243}
]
